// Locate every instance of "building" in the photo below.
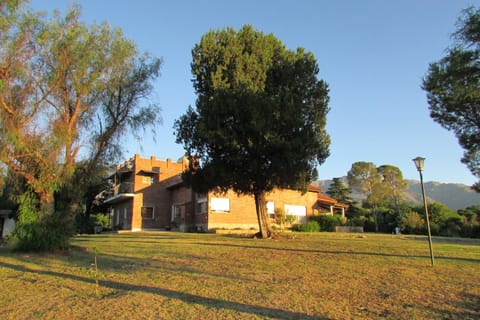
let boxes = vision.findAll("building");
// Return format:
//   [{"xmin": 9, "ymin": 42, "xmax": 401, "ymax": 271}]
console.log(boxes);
[
  {"xmin": 104, "ymin": 154, "xmax": 348, "ymax": 232},
  {"xmin": 104, "ymin": 154, "xmax": 189, "ymax": 231},
  {"xmin": 316, "ymin": 193, "xmax": 349, "ymax": 217},
  {"xmin": 167, "ymin": 176, "xmax": 325, "ymax": 232},
  {"xmin": 0, "ymin": 210, "xmax": 15, "ymax": 238}
]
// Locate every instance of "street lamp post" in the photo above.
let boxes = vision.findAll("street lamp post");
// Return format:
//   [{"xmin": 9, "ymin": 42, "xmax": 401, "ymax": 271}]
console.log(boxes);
[{"xmin": 412, "ymin": 157, "xmax": 435, "ymax": 267}]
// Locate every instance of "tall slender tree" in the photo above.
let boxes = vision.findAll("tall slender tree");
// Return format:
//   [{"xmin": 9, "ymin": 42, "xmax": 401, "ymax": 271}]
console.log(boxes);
[
  {"xmin": 378, "ymin": 165, "xmax": 408, "ymax": 216},
  {"xmin": 175, "ymin": 25, "xmax": 330, "ymax": 238},
  {"xmin": 347, "ymin": 161, "xmax": 383, "ymax": 231}
]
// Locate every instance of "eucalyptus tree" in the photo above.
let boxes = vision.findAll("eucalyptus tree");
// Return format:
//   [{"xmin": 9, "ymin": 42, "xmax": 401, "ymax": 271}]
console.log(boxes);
[{"xmin": 175, "ymin": 25, "xmax": 330, "ymax": 238}]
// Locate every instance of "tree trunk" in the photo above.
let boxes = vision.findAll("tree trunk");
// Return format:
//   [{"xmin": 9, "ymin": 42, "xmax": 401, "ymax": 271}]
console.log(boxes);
[
  {"xmin": 372, "ymin": 207, "xmax": 379, "ymax": 232},
  {"xmin": 38, "ymin": 190, "xmax": 55, "ymax": 217},
  {"xmin": 254, "ymin": 191, "xmax": 272, "ymax": 239}
]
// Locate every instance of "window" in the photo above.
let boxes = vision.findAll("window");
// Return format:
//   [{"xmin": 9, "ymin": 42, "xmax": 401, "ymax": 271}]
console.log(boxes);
[
  {"xmin": 142, "ymin": 176, "xmax": 154, "ymax": 185},
  {"xmin": 284, "ymin": 205, "xmax": 306, "ymax": 216},
  {"xmin": 172, "ymin": 205, "xmax": 182, "ymax": 221},
  {"xmin": 210, "ymin": 197, "xmax": 230, "ymax": 212},
  {"xmin": 284, "ymin": 205, "xmax": 307, "ymax": 224},
  {"xmin": 141, "ymin": 207, "xmax": 154, "ymax": 220},
  {"xmin": 267, "ymin": 201, "xmax": 275, "ymax": 214},
  {"xmin": 267, "ymin": 201, "xmax": 275, "ymax": 219},
  {"xmin": 197, "ymin": 195, "xmax": 207, "ymax": 214}
]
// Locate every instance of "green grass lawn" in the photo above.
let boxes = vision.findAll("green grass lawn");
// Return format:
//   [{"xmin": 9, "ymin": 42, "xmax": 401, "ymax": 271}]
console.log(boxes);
[{"xmin": 1, "ymin": 232, "xmax": 479, "ymax": 319}]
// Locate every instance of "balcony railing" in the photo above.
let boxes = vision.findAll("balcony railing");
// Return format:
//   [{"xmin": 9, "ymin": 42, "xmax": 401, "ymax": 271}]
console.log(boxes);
[{"xmin": 114, "ymin": 182, "xmax": 134, "ymax": 195}]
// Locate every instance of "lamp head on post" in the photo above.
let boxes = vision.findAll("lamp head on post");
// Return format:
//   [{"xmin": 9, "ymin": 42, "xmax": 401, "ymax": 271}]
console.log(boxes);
[
  {"xmin": 412, "ymin": 155, "xmax": 434, "ymax": 266},
  {"xmin": 413, "ymin": 157, "xmax": 425, "ymax": 172}
]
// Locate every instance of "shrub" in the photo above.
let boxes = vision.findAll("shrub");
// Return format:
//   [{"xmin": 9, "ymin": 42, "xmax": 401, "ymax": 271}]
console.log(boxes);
[
  {"xmin": 349, "ymin": 216, "xmax": 368, "ymax": 227},
  {"xmin": 76, "ymin": 213, "xmax": 111, "ymax": 234},
  {"xmin": 310, "ymin": 215, "xmax": 342, "ymax": 231},
  {"xmin": 92, "ymin": 213, "xmax": 110, "ymax": 229},
  {"xmin": 274, "ymin": 208, "xmax": 285, "ymax": 225},
  {"xmin": 439, "ymin": 215, "xmax": 463, "ymax": 237},
  {"xmin": 469, "ymin": 225, "xmax": 480, "ymax": 238},
  {"xmin": 293, "ymin": 220, "xmax": 320, "ymax": 232},
  {"xmin": 10, "ymin": 192, "xmax": 71, "ymax": 251},
  {"xmin": 429, "ymin": 222, "xmax": 441, "ymax": 236},
  {"xmin": 285, "ymin": 214, "xmax": 297, "ymax": 225},
  {"xmin": 400, "ymin": 212, "xmax": 425, "ymax": 235},
  {"xmin": 76, "ymin": 212, "xmax": 94, "ymax": 234},
  {"xmin": 459, "ymin": 213, "xmax": 480, "ymax": 238},
  {"xmin": 364, "ymin": 218, "xmax": 377, "ymax": 232}
]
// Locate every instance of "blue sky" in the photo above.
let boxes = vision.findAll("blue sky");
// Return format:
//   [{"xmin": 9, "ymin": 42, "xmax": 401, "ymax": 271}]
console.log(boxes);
[{"xmin": 30, "ymin": 0, "xmax": 478, "ymax": 185}]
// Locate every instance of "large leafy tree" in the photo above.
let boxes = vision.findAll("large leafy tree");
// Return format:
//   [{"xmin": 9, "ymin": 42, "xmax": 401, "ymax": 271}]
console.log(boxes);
[
  {"xmin": 0, "ymin": 2, "xmax": 161, "ymax": 248},
  {"xmin": 347, "ymin": 161, "xmax": 384, "ymax": 231},
  {"xmin": 175, "ymin": 25, "xmax": 330, "ymax": 238},
  {"xmin": 347, "ymin": 162, "xmax": 379, "ymax": 198},
  {"xmin": 348, "ymin": 162, "xmax": 409, "ymax": 231},
  {"xmin": 377, "ymin": 165, "xmax": 408, "ymax": 216},
  {"xmin": 423, "ymin": 6, "xmax": 480, "ymax": 191}
]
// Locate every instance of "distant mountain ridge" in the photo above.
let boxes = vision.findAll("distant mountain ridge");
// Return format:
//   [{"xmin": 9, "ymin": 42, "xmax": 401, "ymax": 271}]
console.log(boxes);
[{"xmin": 315, "ymin": 178, "xmax": 480, "ymax": 210}]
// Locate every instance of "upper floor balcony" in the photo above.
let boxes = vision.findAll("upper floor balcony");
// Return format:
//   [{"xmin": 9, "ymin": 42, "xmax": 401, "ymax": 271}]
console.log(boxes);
[
  {"xmin": 105, "ymin": 182, "xmax": 135, "ymax": 205},
  {"xmin": 114, "ymin": 182, "xmax": 134, "ymax": 195}
]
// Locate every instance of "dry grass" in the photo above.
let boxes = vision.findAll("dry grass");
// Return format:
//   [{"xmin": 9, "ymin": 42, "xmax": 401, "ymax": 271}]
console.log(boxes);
[{"xmin": 0, "ymin": 232, "xmax": 479, "ymax": 319}]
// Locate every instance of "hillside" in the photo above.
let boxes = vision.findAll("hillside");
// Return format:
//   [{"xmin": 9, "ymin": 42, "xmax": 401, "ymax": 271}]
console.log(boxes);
[{"xmin": 316, "ymin": 178, "xmax": 480, "ymax": 210}]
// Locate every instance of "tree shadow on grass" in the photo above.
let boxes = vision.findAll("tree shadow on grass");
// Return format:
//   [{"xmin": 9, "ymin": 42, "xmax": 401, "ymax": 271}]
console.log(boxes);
[
  {"xmin": 412, "ymin": 292, "xmax": 480, "ymax": 320},
  {"xmin": 195, "ymin": 242, "xmax": 480, "ymax": 264},
  {"xmin": 0, "ymin": 260, "xmax": 326, "ymax": 320},
  {"xmin": 80, "ymin": 249, "xmax": 257, "ymax": 284},
  {"xmin": 407, "ymin": 236, "xmax": 480, "ymax": 246},
  {"xmin": 74, "ymin": 233, "xmax": 184, "ymax": 241}
]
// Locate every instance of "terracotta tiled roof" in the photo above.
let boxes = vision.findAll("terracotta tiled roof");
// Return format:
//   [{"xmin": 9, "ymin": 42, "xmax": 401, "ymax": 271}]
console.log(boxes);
[
  {"xmin": 317, "ymin": 193, "xmax": 338, "ymax": 204},
  {"xmin": 316, "ymin": 193, "xmax": 350, "ymax": 208},
  {"xmin": 308, "ymin": 185, "xmax": 324, "ymax": 193}
]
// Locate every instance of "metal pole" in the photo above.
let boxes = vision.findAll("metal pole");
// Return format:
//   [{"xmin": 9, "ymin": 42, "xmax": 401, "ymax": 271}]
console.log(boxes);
[{"xmin": 419, "ymin": 170, "xmax": 435, "ymax": 266}]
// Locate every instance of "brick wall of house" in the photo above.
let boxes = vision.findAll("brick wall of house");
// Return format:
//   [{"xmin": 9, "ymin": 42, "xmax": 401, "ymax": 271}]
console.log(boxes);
[
  {"xmin": 110, "ymin": 154, "xmax": 188, "ymax": 231},
  {"xmin": 266, "ymin": 188, "xmax": 319, "ymax": 217},
  {"xmin": 205, "ymin": 188, "xmax": 319, "ymax": 231},
  {"xmin": 207, "ymin": 190, "xmax": 259, "ymax": 230},
  {"xmin": 132, "ymin": 154, "xmax": 187, "ymax": 192},
  {"xmin": 109, "ymin": 154, "xmax": 321, "ymax": 232},
  {"xmin": 112, "ymin": 200, "xmax": 133, "ymax": 230},
  {"xmin": 170, "ymin": 185, "xmax": 195, "ymax": 231},
  {"xmin": 134, "ymin": 155, "xmax": 188, "ymax": 229}
]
